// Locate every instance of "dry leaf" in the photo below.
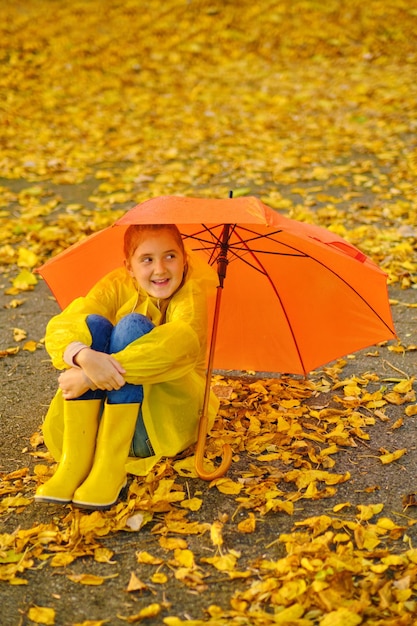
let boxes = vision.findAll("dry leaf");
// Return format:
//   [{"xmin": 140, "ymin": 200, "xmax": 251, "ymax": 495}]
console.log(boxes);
[
  {"xmin": 0, "ymin": 347, "xmax": 19, "ymax": 358},
  {"xmin": 67, "ymin": 573, "xmax": 118, "ymax": 586},
  {"xmin": 180, "ymin": 497, "xmax": 203, "ymax": 511},
  {"xmin": 27, "ymin": 606, "xmax": 56, "ymax": 625},
  {"xmin": 151, "ymin": 572, "xmax": 168, "ymax": 584},
  {"xmin": 212, "ymin": 478, "xmax": 243, "ymax": 495},
  {"xmin": 13, "ymin": 327, "xmax": 27, "ymax": 342},
  {"xmin": 379, "ymin": 449, "xmax": 407, "ymax": 464},
  {"xmin": 320, "ymin": 607, "xmax": 362, "ymax": 626},
  {"xmin": 159, "ymin": 537, "xmax": 188, "ymax": 551},
  {"xmin": 49, "ymin": 553, "xmax": 75, "ymax": 568},
  {"xmin": 210, "ymin": 520, "xmax": 224, "ymax": 548},
  {"xmin": 136, "ymin": 551, "xmax": 163, "ymax": 566},
  {"xmin": 23, "ymin": 340, "xmax": 38, "ymax": 352},
  {"xmin": 119, "ymin": 603, "xmax": 161, "ymax": 623},
  {"xmin": 237, "ymin": 513, "xmax": 256, "ymax": 533},
  {"xmin": 126, "ymin": 572, "xmax": 148, "ymax": 593}
]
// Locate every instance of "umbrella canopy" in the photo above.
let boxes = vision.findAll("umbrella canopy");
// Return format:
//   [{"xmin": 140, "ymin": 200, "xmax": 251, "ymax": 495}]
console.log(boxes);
[{"xmin": 38, "ymin": 195, "xmax": 396, "ymax": 376}]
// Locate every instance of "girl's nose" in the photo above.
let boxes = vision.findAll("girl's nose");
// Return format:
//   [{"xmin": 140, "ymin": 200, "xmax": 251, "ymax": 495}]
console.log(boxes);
[{"xmin": 154, "ymin": 259, "xmax": 166, "ymax": 274}]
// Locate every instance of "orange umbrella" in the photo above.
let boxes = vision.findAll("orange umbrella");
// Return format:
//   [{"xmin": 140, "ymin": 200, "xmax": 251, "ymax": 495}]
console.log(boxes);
[{"xmin": 37, "ymin": 195, "xmax": 396, "ymax": 479}]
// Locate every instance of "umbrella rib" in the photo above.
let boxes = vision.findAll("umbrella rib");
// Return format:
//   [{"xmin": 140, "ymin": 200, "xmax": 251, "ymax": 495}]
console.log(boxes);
[
  {"xmin": 233, "ymin": 230, "xmax": 309, "ymax": 375},
  {"xmin": 225, "ymin": 227, "xmax": 306, "ymax": 274},
  {"xmin": 224, "ymin": 227, "xmax": 307, "ymax": 273},
  {"xmin": 183, "ymin": 225, "xmax": 224, "ymax": 265},
  {"xmin": 184, "ymin": 226, "xmax": 304, "ymax": 273}
]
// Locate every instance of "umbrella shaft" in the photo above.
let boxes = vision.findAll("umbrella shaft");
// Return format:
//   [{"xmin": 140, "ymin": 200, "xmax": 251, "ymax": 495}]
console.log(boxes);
[
  {"xmin": 201, "ymin": 284, "xmax": 223, "ymax": 419},
  {"xmin": 201, "ymin": 223, "xmax": 231, "ymax": 416}
]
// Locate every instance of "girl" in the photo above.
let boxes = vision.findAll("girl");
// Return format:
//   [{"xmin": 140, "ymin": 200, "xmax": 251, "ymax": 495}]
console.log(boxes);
[{"xmin": 35, "ymin": 224, "xmax": 219, "ymax": 509}]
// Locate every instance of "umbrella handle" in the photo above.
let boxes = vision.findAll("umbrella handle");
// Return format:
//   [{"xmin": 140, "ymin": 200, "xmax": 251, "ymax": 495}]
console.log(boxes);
[{"xmin": 194, "ymin": 411, "xmax": 233, "ymax": 481}]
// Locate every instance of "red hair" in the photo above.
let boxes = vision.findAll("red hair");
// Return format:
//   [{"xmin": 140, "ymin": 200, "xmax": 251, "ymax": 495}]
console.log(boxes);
[{"xmin": 123, "ymin": 224, "xmax": 185, "ymax": 261}]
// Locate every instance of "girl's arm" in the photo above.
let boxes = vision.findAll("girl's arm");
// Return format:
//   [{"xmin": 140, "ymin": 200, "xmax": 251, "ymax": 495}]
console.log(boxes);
[
  {"xmin": 45, "ymin": 268, "xmax": 132, "ymax": 370},
  {"xmin": 57, "ymin": 351, "xmax": 126, "ymax": 399}
]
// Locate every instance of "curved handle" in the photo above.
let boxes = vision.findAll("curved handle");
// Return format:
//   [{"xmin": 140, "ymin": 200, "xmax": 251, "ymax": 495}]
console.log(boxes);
[{"xmin": 194, "ymin": 412, "xmax": 233, "ymax": 481}]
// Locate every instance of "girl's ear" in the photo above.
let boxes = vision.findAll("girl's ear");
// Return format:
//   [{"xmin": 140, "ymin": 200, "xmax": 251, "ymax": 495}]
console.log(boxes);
[{"xmin": 124, "ymin": 259, "xmax": 134, "ymax": 276}]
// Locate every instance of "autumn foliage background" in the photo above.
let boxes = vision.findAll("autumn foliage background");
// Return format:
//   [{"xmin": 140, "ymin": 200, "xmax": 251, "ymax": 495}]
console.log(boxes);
[{"xmin": 1, "ymin": 1, "xmax": 417, "ymax": 625}]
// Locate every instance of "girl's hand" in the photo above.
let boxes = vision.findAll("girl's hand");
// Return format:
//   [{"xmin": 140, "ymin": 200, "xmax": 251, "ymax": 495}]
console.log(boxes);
[
  {"xmin": 58, "ymin": 368, "xmax": 92, "ymax": 400},
  {"xmin": 74, "ymin": 348, "xmax": 126, "ymax": 391}
]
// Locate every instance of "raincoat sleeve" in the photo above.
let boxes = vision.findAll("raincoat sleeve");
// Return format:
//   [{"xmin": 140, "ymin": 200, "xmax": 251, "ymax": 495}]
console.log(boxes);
[
  {"xmin": 115, "ymin": 278, "xmax": 211, "ymax": 385},
  {"xmin": 45, "ymin": 268, "xmax": 133, "ymax": 370}
]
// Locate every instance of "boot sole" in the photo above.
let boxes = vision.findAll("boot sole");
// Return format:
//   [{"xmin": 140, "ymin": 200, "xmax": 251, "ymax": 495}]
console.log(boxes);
[
  {"xmin": 71, "ymin": 500, "xmax": 115, "ymax": 511},
  {"xmin": 34, "ymin": 495, "xmax": 72, "ymax": 504}
]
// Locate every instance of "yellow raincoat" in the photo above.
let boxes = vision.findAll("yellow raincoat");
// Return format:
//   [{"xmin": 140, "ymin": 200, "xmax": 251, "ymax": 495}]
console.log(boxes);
[{"xmin": 42, "ymin": 250, "xmax": 220, "ymax": 476}]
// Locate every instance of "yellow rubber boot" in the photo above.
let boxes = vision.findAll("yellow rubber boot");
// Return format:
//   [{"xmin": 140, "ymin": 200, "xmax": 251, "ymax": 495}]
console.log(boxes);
[
  {"xmin": 34, "ymin": 399, "xmax": 102, "ymax": 504},
  {"xmin": 72, "ymin": 402, "xmax": 140, "ymax": 510}
]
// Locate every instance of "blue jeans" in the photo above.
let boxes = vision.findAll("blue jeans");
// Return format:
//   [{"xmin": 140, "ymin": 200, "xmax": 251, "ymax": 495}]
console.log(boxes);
[{"xmin": 75, "ymin": 313, "xmax": 155, "ymax": 458}]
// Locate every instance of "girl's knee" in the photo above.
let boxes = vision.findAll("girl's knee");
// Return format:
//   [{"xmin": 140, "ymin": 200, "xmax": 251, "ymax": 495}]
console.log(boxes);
[{"xmin": 117, "ymin": 313, "xmax": 154, "ymax": 335}]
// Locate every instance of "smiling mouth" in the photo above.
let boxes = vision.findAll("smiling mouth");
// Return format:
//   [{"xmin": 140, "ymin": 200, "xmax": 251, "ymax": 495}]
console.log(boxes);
[{"xmin": 152, "ymin": 278, "xmax": 169, "ymax": 285}]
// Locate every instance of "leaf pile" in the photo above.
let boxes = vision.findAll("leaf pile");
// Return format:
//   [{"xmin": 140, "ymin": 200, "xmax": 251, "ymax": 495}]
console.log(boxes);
[{"xmin": 2, "ymin": 364, "xmax": 417, "ymax": 623}]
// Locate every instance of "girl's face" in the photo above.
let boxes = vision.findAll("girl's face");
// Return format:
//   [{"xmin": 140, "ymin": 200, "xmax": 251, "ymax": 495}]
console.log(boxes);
[{"xmin": 126, "ymin": 229, "xmax": 185, "ymax": 299}]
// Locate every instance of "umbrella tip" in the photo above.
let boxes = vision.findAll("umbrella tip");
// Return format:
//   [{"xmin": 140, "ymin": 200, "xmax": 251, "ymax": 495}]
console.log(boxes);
[{"xmin": 228, "ymin": 190, "xmax": 233, "ymax": 198}]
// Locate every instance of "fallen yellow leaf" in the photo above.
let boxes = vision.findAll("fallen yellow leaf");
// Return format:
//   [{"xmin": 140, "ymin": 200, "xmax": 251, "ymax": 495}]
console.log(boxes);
[
  {"xmin": 150, "ymin": 572, "xmax": 168, "ymax": 584},
  {"xmin": 210, "ymin": 520, "xmax": 224, "ymax": 548},
  {"xmin": 17, "ymin": 247, "xmax": 39, "ymax": 268},
  {"xmin": 23, "ymin": 340, "xmax": 38, "ymax": 352},
  {"xmin": 320, "ymin": 607, "xmax": 362, "ymax": 626},
  {"xmin": 13, "ymin": 327, "xmax": 27, "ymax": 342},
  {"xmin": 49, "ymin": 553, "xmax": 75, "ymax": 568},
  {"xmin": 173, "ymin": 548, "xmax": 195, "ymax": 569},
  {"xmin": 180, "ymin": 497, "xmax": 203, "ymax": 511},
  {"xmin": 237, "ymin": 512, "xmax": 256, "ymax": 533},
  {"xmin": 379, "ymin": 449, "xmax": 407, "ymax": 464},
  {"xmin": 120, "ymin": 603, "xmax": 161, "ymax": 623},
  {"xmin": 0, "ymin": 347, "xmax": 20, "ymax": 358},
  {"xmin": 126, "ymin": 572, "xmax": 147, "ymax": 593},
  {"xmin": 159, "ymin": 537, "xmax": 188, "ymax": 551},
  {"xmin": 12, "ymin": 269, "xmax": 37, "ymax": 291},
  {"xmin": 67, "ymin": 573, "xmax": 118, "ymax": 585},
  {"xmin": 27, "ymin": 606, "xmax": 56, "ymax": 625},
  {"xmin": 136, "ymin": 551, "xmax": 163, "ymax": 565},
  {"xmin": 212, "ymin": 478, "xmax": 243, "ymax": 495},
  {"xmin": 356, "ymin": 503, "xmax": 384, "ymax": 521}
]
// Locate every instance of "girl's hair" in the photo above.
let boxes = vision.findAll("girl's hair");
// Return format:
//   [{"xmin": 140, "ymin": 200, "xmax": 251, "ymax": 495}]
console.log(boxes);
[{"xmin": 123, "ymin": 224, "xmax": 185, "ymax": 261}]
